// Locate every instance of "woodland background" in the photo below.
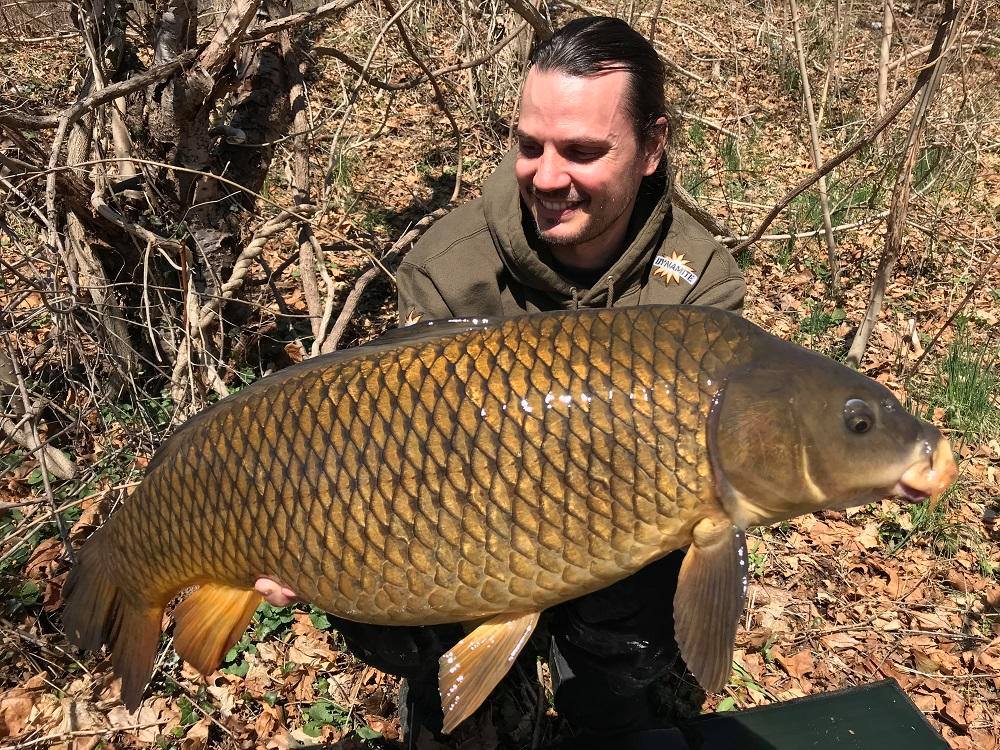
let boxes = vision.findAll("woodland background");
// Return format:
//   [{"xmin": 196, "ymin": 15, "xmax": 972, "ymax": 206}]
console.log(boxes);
[{"xmin": 0, "ymin": 0, "xmax": 998, "ymax": 747}]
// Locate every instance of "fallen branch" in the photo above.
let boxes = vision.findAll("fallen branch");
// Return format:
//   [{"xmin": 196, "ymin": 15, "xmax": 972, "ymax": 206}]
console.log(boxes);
[
  {"xmin": 889, "ymin": 31, "xmax": 998, "ymax": 71},
  {"xmin": 673, "ymin": 183, "xmax": 734, "ymax": 239},
  {"xmin": 721, "ymin": 211, "xmax": 889, "ymax": 245},
  {"xmin": 43, "ymin": 48, "xmax": 201, "ymax": 249},
  {"xmin": 1, "ymin": 338, "xmax": 76, "ymax": 561},
  {"xmin": 0, "ymin": 346, "xmax": 77, "ymax": 481},
  {"xmin": 247, "ymin": 0, "xmax": 362, "ymax": 41},
  {"xmin": 677, "ymin": 110, "xmax": 737, "ymax": 138},
  {"xmin": 5, "ymin": 47, "xmax": 199, "ymax": 133}
]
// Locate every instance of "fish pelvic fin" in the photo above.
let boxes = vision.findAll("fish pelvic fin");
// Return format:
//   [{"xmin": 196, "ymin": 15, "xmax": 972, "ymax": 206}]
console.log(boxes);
[
  {"xmin": 674, "ymin": 518, "xmax": 748, "ymax": 693},
  {"xmin": 173, "ymin": 583, "xmax": 261, "ymax": 675},
  {"xmin": 438, "ymin": 611, "xmax": 541, "ymax": 734},
  {"xmin": 62, "ymin": 536, "xmax": 164, "ymax": 711}
]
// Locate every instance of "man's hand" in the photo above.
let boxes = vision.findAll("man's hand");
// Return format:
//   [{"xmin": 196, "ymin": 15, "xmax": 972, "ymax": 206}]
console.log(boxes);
[{"xmin": 255, "ymin": 577, "xmax": 298, "ymax": 607}]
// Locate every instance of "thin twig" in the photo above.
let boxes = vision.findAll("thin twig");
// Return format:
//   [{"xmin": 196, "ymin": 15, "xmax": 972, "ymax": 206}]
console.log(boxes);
[
  {"xmin": 313, "ymin": 20, "xmax": 529, "ymax": 92},
  {"xmin": 789, "ymin": 0, "xmax": 841, "ymax": 295},
  {"xmin": 321, "ymin": 208, "xmax": 447, "ymax": 352},
  {"xmin": 909, "ymin": 238, "xmax": 1000, "ymax": 375},
  {"xmin": 877, "ymin": 0, "xmax": 894, "ymax": 127},
  {"xmin": 721, "ymin": 211, "xmax": 889, "ymax": 244},
  {"xmin": 501, "ymin": 0, "xmax": 551, "ymax": 40}
]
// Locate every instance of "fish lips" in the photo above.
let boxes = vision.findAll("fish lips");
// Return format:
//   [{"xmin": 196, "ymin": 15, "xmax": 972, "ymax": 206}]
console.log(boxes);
[{"xmin": 888, "ymin": 436, "xmax": 958, "ymax": 510}]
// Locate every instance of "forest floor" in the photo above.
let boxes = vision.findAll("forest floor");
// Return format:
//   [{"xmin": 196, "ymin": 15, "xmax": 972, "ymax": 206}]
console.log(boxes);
[{"xmin": 1, "ymin": 0, "xmax": 999, "ymax": 747}]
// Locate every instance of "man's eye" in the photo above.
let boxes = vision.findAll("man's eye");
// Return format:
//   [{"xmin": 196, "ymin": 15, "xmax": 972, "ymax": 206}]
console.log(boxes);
[
  {"xmin": 568, "ymin": 149, "xmax": 601, "ymax": 162},
  {"xmin": 518, "ymin": 141, "xmax": 541, "ymax": 157}
]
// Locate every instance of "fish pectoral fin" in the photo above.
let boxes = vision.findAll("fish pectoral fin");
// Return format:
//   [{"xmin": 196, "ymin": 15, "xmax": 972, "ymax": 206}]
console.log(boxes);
[
  {"xmin": 674, "ymin": 518, "xmax": 748, "ymax": 693},
  {"xmin": 173, "ymin": 583, "xmax": 262, "ymax": 675},
  {"xmin": 438, "ymin": 611, "xmax": 541, "ymax": 734}
]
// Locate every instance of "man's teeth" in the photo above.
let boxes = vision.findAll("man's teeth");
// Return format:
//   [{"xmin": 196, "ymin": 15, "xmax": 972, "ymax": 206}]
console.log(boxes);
[{"xmin": 538, "ymin": 198, "xmax": 578, "ymax": 211}]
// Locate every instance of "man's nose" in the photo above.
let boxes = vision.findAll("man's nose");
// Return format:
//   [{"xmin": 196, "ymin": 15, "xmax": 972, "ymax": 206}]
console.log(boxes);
[{"xmin": 533, "ymin": 148, "xmax": 571, "ymax": 192}]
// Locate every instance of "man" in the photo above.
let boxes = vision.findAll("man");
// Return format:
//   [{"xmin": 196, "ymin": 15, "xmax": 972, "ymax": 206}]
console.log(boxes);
[{"xmin": 256, "ymin": 15, "xmax": 744, "ymax": 741}]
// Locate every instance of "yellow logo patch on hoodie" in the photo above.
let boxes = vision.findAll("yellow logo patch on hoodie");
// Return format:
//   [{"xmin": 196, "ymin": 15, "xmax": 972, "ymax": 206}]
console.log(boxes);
[{"xmin": 652, "ymin": 252, "xmax": 699, "ymax": 286}]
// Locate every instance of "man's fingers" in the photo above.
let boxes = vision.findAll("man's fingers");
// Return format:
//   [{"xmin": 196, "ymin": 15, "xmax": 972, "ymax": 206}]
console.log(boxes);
[{"xmin": 254, "ymin": 577, "xmax": 299, "ymax": 606}]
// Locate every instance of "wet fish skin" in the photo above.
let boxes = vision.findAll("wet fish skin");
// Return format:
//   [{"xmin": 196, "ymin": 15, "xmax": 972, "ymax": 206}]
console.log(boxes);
[{"xmin": 60, "ymin": 305, "xmax": 956, "ymax": 726}]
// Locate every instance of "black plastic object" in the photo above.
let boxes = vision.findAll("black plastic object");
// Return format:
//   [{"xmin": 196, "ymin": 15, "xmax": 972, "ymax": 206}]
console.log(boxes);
[
  {"xmin": 679, "ymin": 678, "xmax": 947, "ymax": 750},
  {"xmin": 544, "ymin": 679, "xmax": 946, "ymax": 750}
]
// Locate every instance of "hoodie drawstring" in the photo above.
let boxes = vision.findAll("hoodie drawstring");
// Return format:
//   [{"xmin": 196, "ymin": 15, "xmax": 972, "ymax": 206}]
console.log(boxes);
[
  {"xmin": 571, "ymin": 287, "xmax": 579, "ymax": 310},
  {"xmin": 605, "ymin": 276, "xmax": 615, "ymax": 308}
]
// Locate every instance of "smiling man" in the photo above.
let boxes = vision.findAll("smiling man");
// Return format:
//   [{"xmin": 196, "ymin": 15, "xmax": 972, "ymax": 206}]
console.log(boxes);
[
  {"xmin": 257, "ymin": 16, "xmax": 745, "ymax": 744},
  {"xmin": 395, "ymin": 17, "xmax": 744, "ymax": 322}
]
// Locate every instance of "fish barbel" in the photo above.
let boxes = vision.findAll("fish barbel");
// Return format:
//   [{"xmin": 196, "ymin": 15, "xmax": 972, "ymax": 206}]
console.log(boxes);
[{"xmin": 61, "ymin": 306, "xmax": 957, "ymax": 732}]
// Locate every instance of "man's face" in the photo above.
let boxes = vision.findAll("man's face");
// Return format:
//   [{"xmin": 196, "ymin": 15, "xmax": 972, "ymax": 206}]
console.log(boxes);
[{"xmin": 515, "ymin": 68, "xmax": 664, "ymax": 266}]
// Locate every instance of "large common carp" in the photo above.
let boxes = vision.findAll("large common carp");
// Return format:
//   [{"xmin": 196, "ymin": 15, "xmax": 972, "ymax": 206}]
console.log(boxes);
[{"xmin": 62, "ymin": 306, "xmax": 956, "ymax": 732}]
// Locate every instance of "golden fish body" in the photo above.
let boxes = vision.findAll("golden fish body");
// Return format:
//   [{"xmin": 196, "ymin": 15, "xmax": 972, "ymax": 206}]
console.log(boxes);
[{"xmin": 62, "ymin": 306, "xmax": 957, "ymax": 730}]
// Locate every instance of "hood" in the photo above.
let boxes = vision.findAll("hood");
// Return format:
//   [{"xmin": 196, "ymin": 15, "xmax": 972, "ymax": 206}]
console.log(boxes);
[{"xmin": 481, "ymin": 149, "xmax": 673, "ymax": 309}]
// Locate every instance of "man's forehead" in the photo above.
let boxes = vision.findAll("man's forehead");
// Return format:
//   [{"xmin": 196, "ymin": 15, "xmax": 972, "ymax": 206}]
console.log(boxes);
[{"xmin": 518, "ymin": 68, "xmax": 631, "ymax": 138}]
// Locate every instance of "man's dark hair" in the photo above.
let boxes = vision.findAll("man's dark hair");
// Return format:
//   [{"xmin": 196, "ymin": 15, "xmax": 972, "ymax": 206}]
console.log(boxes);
[{"xmin": 529, "ymin": 16, "xmax": 667, "ymax": 145}]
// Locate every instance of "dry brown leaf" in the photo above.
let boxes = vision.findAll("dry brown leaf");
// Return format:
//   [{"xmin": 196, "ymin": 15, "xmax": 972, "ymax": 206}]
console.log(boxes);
[
  {"xmin": 944, "ymin": 569, "xmax": 972, "ymax": 594},
  {"xmin": 107, "ymin": 699, "xmax": 177, "ymax": 743},
  {"xmin": 205, "ymin": 681, "xmax": 238, "ymax": 717},
  {"xmin": 942, "ymin": 696, "xmax": 969, "ymax": 730},
  {"xmin": 985, "ymin": 586, "xmax": 1000, "ymax": 610},
  {"xmin": 775, "ymin": 649, "xmax": 814, "ymax": 680},
  {"xmin": 24, "ymin": 537, "xmax": 63, "ymax": 581},
  {"xmin": 819, "ymin": 632, "xmax": 860, "ymax": 651},
  {"xmin": 911, "ymin": 648, "xmax": 942, "ymax": 674},
  {"xmin": 0, "ymin": 689, "xmax": 36, "ymax": 738},
  {"xmin": 854, "ymin": 523, "xmax": 880, "ymax": 550},
  {"xmin": 287, "ymin": 634, "xmax": 338, "ymax": 666},
  {"xmin": 254, "ymin": 703, "xmax": 284, "ymax": 739},
  {"xmin": 179, "ymin": 717, "xmax": 212, "ymax": 750}
]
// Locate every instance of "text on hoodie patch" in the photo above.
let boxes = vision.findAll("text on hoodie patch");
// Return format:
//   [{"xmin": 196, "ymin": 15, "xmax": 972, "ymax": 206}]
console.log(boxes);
[{"xmin": 652, "ymin": 252, "xmax": 699, "ymax": 286}]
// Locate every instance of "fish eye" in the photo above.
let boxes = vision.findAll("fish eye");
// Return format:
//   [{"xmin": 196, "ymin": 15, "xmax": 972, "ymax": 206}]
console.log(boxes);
[{"xmin": 844, "ymin": 399, "xmax": 875, "ymax": 434}]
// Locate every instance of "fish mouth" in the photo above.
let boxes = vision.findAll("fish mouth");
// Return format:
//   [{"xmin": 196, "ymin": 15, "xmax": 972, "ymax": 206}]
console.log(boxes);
[{"xmin": 891, "ymin": 436, "xmax": 958, "ymax": 509}]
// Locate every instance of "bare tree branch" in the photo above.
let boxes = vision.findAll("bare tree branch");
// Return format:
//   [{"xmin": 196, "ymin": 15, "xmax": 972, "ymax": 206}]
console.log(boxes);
[{"xmin": 501, "ymin": 0, "xmax": 551, "ymax": 41}]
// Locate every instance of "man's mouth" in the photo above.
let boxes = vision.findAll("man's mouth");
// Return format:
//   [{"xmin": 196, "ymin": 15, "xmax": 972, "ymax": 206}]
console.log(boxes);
[{"xmin": 537, "ymin": 197, "xmax": 581, "ymax": 212}]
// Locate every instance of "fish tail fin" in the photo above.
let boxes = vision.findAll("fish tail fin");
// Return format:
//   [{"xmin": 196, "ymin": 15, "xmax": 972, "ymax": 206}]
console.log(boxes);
[
  {"xmin": 173, "ymin": 582, "xmax": 261, "ymax": 675},
  {"xmin": 62, "ymin": 537, "xmax": 164, "ymax": 710}
]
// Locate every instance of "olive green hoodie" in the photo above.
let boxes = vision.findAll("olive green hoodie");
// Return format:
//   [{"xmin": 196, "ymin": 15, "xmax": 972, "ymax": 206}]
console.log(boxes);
[{"xmin": 397, "ymin": 151, "xmax": 745, "ymax": 321}]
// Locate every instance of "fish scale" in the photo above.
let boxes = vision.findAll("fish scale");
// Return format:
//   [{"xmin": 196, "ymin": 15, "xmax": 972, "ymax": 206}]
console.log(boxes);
[{"xmin": 63, "ymin": 305, "xmax": 956, "ymax": 728}]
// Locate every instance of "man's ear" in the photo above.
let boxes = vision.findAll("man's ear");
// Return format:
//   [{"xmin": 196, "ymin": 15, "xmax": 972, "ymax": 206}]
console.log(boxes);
[{"xmin": 642, "ymin": 116, "xmax": 669, "ymax": 176}]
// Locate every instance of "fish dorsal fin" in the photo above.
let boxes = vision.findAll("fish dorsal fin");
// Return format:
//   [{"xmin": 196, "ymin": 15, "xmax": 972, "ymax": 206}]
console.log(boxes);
[
  {"xmin": 674, "ymin": 518, "xmax": 748, "ymax": 693},
  {"xmin": 438, "ymin": 611, "xmax": 541, "ymax": 734},
  {"xmin": 173, "ymin": 583, "xmax": 262, "ymax": 675}
]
